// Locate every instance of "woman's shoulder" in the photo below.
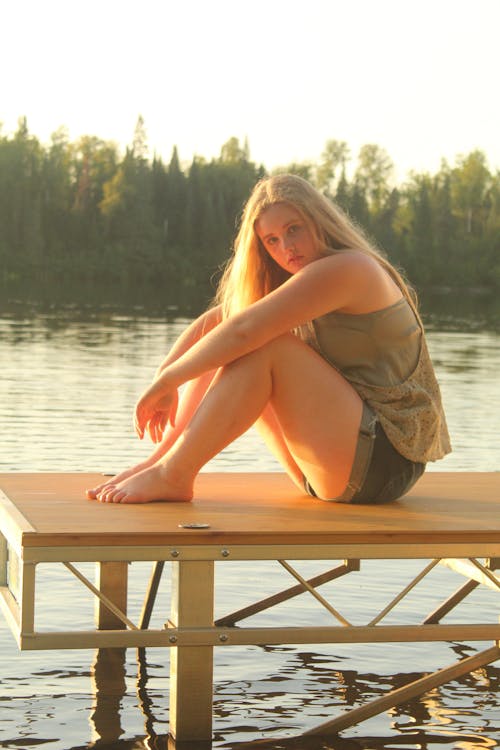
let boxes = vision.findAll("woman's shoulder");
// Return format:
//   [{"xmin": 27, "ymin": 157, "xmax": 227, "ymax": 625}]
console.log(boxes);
[
  {"xmin": 308, "ymin": 249, "xmax": 384, "ymax": 278},
  {"xmin": 313, "ymin": 251, "xmax": 402, "ymax": 313},
  {"xmin": 325, "ymin": 249, "xmax": 383, "ymax": 270}
]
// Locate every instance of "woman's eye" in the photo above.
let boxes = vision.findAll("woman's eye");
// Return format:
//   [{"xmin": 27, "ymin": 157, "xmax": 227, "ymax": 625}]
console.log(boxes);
[{"xmin": 288, "ymin": 224, "xmax": 299, "ymax": 234}]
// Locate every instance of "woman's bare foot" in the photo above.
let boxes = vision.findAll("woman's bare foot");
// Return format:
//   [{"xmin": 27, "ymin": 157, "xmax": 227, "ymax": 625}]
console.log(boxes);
[
  {"xmin": 86, "ymin": 462, "xmax": 151, "ymax": 500},
  {"xmin": 96, "ymin": 464, "xmax": 193, "ymax": 504},
  {"xmin": 86, "ymin": 425, "xmax": 181, "ymax": 500}
]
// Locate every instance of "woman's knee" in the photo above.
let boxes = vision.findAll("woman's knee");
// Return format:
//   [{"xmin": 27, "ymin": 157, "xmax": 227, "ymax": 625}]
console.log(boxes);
[
  {"xmin": 263, "ymin": 332, "xmax": 309, "ymax": 363},
  {"xmin": 228, "ymin": 333, "xmax": 298, "ymax": 369}
]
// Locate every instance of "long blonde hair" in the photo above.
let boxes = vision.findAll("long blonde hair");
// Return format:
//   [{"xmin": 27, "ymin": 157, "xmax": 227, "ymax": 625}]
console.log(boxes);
[{"xmin": 215, "ymin": 173, "xmax": 419, "ymax": 321}]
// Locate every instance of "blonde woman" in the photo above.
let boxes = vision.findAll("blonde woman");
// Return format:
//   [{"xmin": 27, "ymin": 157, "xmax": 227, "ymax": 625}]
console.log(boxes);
[{"xmin": 87, "ymin": 174, "xmax": 450, "ymax": 504}]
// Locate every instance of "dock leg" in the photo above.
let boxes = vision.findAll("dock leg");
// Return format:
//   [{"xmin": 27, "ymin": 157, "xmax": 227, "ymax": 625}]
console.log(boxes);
[
  {"xmin": 169, "ymin": 560, "xmax": 214, "ymax": 741},
  {"xmin": 94, "ymin": 562, "xmax": 128, "ymax": 629},
  {"xmin": 90, "ymin": 562, "xmax": 129, "ymax": 743},
  {"xmin": 20, "ymin": 561, "xmax": 36, "ymax": 636}
]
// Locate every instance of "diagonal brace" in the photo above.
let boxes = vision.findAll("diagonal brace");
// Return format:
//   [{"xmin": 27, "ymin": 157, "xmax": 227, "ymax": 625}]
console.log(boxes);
[
  {"xmin": 139, "ymin": 560, "xmax": 165, "ymax": 629},
  {"xmin": 368, "ymin": 558, "xmax": 441, "ymax": 626},
  {"xmin": 63, "ymin": 562, "xmax": 138, "ymax": 631},
  {"xmin": 469, "ymin": 558, "xmax": 500, "ymax": 590},
  {"xmin": 423, "ymin": 578, "xmax": 479, "ymax": 624},
  {"xmin": 278, "ymin": 560, "xmax": 352, "ymax": 626},
  {"xmin": 215, "ymin": 560, "xmax": 359, "ymax": 627},
  {"xmin": 303, "ymin": 642, "xmax": 500, "ymax": 736}
]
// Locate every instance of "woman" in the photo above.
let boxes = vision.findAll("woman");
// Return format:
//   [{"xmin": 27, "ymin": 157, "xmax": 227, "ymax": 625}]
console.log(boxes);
[{"xmin": 87, "ymin": 174, "xmax": 450, "ymax": 504}]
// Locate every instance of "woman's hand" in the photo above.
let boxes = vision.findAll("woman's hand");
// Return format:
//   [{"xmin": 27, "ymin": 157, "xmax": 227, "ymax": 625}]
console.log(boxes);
[{"xmin": 134, "ymin": 382, "xmax": 179, "ymax": 443}]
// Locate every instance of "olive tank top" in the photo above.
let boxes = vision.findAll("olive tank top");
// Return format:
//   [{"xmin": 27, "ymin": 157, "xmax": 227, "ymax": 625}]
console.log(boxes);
[{"xmin": 306, "ymin": 297, "xmax": 451, "ymax": 463}]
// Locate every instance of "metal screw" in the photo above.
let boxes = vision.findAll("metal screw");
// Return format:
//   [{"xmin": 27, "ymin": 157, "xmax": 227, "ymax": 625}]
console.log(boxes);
[
  {"xmin": 219, "ymin": 633, "xmax": 228, "ymax": 642},
  {"xmin": 169, "ymin": 635, "xmax": 178, "ymax": 643},
  {"xmin": 221, "ymin": 548, "xmax": 230, "ymax": 558},
  {"xmin": 170, "ymin": 549, "xmax": 180, "ymax": 558}
]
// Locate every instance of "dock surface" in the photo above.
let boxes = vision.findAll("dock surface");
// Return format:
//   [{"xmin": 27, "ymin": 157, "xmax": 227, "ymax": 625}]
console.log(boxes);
[
  {"xmin": 1, "ymin": 471, "xmax": 499, "ymax": 742},
  {"xmin": 1, "ymin": 471, "xmax": 499, "ymax": 550}
]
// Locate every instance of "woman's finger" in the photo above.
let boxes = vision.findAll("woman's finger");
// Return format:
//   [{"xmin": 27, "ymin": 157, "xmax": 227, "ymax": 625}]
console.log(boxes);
[
  {"xmin": 134, "ymin": 404, "xmax": 150, "ymax": 439},
  {"xmin": 169, "ymin": 389, "xmax": 179, "ymax": 428}
]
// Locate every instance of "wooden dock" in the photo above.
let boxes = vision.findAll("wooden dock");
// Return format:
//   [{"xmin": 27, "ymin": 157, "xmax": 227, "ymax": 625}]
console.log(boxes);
[{"xmin": 1, "ymin": 471, "xmax": 499, "ymax": 742}]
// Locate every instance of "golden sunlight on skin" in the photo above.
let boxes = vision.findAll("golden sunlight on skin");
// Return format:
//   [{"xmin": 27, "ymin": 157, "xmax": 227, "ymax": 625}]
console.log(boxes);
[
  {"xmin": 83, "ymin": 170, "xmax": 449, "ymax": 507},
  {"xmin": 256, "ymin": 204, "xmax": 321, "ymax": 274}
]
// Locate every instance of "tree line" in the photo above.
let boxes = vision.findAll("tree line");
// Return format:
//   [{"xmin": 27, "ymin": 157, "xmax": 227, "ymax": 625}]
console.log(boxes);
[{"xmin": 1, "ymin": 116, "xmax": 499, "ymax": 308}]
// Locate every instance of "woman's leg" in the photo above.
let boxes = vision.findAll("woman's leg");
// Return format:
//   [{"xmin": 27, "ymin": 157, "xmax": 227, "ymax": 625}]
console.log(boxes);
[
  {"xmin": 86, "ymin": 369, "xmax": 217, "ymax": 499},
  {"xmin": 254, "ymin": 404, "xmax": 305, "ymax": 491},
  {"xmin": 96, "ymin": 334, "xmax": 362, "ymax": 504}
]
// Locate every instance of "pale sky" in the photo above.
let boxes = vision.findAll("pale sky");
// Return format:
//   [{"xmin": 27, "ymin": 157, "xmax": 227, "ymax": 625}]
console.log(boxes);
[{"xmin": 2, "ymin": 0, "xmax": 499, "ymax": 182}]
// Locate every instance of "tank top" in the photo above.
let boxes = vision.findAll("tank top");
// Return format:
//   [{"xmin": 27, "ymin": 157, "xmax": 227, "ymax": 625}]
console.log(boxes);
[{"xmin": 306, "ymin": 297, "xmax": 451, "ymax": 463}]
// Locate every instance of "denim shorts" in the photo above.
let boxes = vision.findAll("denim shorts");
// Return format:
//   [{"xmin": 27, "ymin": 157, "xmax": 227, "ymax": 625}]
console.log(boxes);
[{"xmin": 304, "ymin": 404, "xmax": 425, "ymax": 504}]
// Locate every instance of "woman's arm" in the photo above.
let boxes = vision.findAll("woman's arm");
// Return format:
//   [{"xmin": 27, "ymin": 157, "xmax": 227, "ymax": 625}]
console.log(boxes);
[
  {"xmin": 132, "ymin": 306, "xmax": 221, "ymax": 442},
  {"xmin": 154, "ymin": 305, "xmax": 223, "ymax": 378},
  {"xmin": 153, "ymin": 254, "xmax": 387, "ymax": 387},
  {"xmin": 134, "ymin": 253, "xmax": 400, "ymax": 439},
  {"xmin": 141, "ymin": 368, "xmax": 218, "ymax": 445}
]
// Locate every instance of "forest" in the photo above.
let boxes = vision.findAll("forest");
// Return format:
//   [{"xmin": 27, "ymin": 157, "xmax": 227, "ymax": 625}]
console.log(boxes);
[{"xmin": 1, "ymin": 116, "xmax": 499, "ymax": 310}]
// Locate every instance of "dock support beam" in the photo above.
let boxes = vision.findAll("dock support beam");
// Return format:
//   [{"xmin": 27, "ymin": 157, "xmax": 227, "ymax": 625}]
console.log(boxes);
[
  {"xmin": 169, "ymin": 560, "xmax": 214, "ymax": 741},
  {"xmin": 91, "ymin": 562, "xmax": 128, "ymax": 744},
  {"xmin": 94, "ymin": 562, "xmax": 129, "ymax": 630}
]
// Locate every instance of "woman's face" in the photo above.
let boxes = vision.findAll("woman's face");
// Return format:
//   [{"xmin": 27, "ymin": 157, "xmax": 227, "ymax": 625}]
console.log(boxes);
[{"xmin": 255, "ymin": 203, "xmax": 321, "ymax": 274}]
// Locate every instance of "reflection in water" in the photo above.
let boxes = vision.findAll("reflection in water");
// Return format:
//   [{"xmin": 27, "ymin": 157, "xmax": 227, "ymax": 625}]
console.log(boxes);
[
  {"xmin": 224, "ymin": 733, "xmax": 499, "ymax": 750},
  {"xmin": 84, "ymin": 644, "xmax": 500, "ymax": 750},
  {"xmin": 420, "ymin": 288, "xmax": 500, "ymax": 333},
  {"xmin": 90, "ymin": 649, "xmax": 128, "ymax": 745},
  {"xmin": 87, "ymin": 647, "xmax": 165, "ymax": 750}
]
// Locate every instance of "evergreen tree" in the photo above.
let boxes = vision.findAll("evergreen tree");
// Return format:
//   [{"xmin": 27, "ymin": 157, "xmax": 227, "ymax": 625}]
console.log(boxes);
[
  {"xmin": 0, "ymin": 121, "xmax": 498, "ymax": 299},
  {"xmin": 316, "ymin": 139, "xmax": 350, "ymax": 196},
  {"xmin": 354, "ymin": 144, "xmax": 394, "ymax": 216}
]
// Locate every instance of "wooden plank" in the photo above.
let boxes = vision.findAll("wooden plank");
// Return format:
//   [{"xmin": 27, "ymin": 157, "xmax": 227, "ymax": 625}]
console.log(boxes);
[
  {"xmin": 0, "ymin": 472, "xmax": 498, "ymax": 549},
  {"xmin": 0, "ymin": 488, "xmax": 36, "ymax": 553}
]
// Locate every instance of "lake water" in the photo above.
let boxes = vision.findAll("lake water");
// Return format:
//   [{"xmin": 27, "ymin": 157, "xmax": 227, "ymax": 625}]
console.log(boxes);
[{"xmin": 0, "ymin": 296, "xmax": 499, "ymax": 749}]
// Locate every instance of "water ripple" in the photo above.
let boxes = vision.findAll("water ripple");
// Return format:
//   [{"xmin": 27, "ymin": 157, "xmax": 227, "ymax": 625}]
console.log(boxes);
[{"xmin": 0, "ymin": 312, "xmax": 499, "ymax": 749}]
